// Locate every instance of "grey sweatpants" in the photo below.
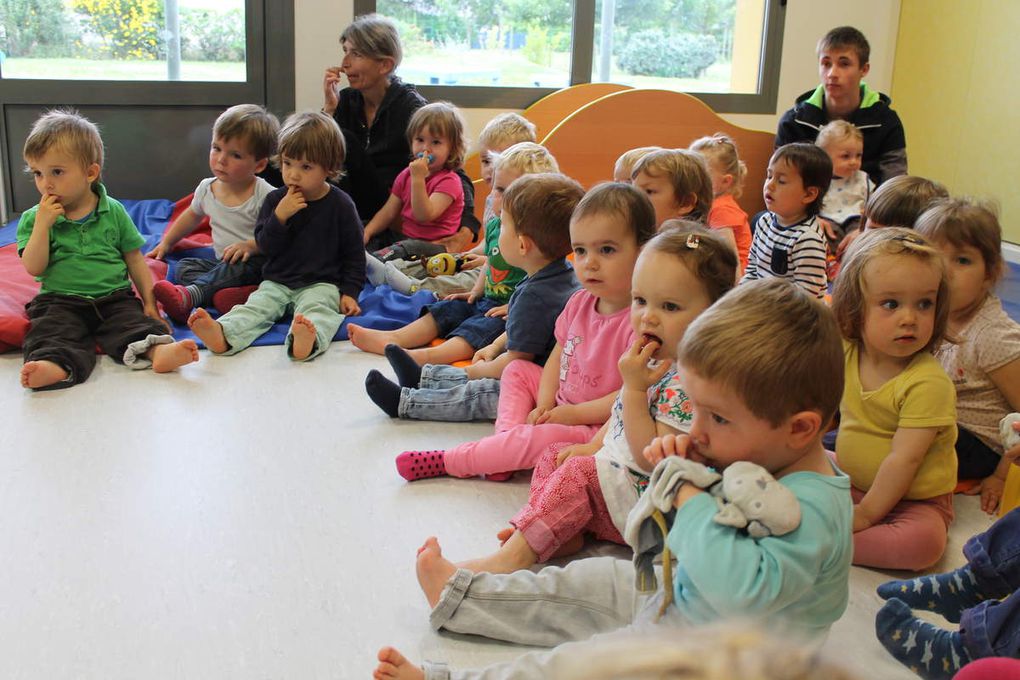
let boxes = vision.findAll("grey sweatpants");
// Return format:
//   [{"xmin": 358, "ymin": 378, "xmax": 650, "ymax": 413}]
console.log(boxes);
[{"xmin": 423, "ymin": 556, "xmax": 686, "ymax": 679}]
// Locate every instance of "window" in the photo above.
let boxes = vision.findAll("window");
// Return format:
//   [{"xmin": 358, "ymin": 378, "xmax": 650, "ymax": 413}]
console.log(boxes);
[
  {"xmin": 359, "ymin": 0, "xmax": 784, "ymax": 112},
  {"xmin": 0, "ymin": 0, "xmax": 246, "ymax": 81}
]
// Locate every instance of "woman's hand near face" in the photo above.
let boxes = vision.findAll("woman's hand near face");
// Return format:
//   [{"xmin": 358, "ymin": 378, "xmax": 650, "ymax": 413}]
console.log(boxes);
[{"xmin": 322, "ymin": 67, "xmax": 343, "ymax": 115}]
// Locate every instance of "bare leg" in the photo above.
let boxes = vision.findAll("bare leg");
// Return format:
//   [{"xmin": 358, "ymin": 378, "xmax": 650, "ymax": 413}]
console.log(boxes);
[
  {"xmin": 290, "ymin": 313, "xmax": 317, "ymax": 361},
  {"xmin": 416, "ymin": 536, "xmax": 458, "ymax": 608},
  {"xmin": 458, "ymin": 530, "xmax": 539, "ymax": 575},
  {"xmin": 148, "ymin": 339, "xmax": 199, "ymax": 373},
  {"xmin": 20, "ymin": 360, "xmax": 69, "ymax": 389},
  {"xmin": 348, "ymin": 314, "xmax": 441, "ymax": 356},
  {"xmin": 187, "ymin": 308, "xmax": 228, "ymax": 353},
  {"xmin": 373, "ymin": 647, "xmax": 424, "ymax": 680},
  {"xmin": 406, "ymin": 336, "xmax": 475, "ymax": 366}
]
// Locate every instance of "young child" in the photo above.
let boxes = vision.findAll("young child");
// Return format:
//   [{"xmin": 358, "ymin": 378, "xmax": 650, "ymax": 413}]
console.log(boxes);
[
  {"xmin": 363, "ymin": 172, "xmax": 586, "ymax": 424},
  {"xmin": 372, "ymin": 113, "xmax": 538, "ymax": 297},
  {"xmin": 741, "ymin": 143, "xmax": 832, "ymax": 298},
  {"xmin": 613, "ymin": 146, "xmax": 661, "ymax": 183},
  {"xmin": 450, "ymin": 225, "xmax": 736, "ymax": 575},
  {"xmin": 17, "ymin": 110, "xmax": 199, "ymax": 390},
  {"xmin": 350, "ymin": 143, "xmax": 554, "ymax": 363},
  {"xmin": 831, "ymin": 227, "xmax": 956, "ymax": 571},
  {"xmin": 148, "ymin": 104, "xmax": 280, "ymax": 323},
  {"xmin": 814, "ymin": 120, "xmax": 874, "ymax": 267},
  {"xmin": 689, "ymin": 133, "xmax": 751, "ymax": 273},
  {"xmin": 915, "ymin": 199, "xmax": 1020, "ymax": 513},
  {"xmin": 380, "ymin": 183, "xmax": 658, "ymax": 485},
  {"xmin": 361, "ymin": 101, "xmax": 466, "ymax": 251},
  {"xmin": 836, "ymin": 174, "xmax": 949, "ymax": 258},
  {"xmin": 372, "ymin": 278, "xmax": 852, "ymax": 678},
  {"xmin": 188, "ymin": 111, "xmax": 365, "ymax": 362},
  {"xmin": 631, "ymin": 148, "xmax": 713, "ymax": 227},
  {"xmin": 876, "ymin": 506, "xmax": 1020, "ymax": 680}
]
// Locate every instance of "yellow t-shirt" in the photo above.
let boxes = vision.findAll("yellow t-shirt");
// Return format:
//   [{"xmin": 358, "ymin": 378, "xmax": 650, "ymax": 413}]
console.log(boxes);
[{"xmin": 835, "ymin": 341, "xmax": 958, "ymax": 499}]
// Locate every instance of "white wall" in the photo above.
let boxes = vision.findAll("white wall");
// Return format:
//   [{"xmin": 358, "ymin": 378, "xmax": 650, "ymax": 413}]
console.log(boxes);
[{"xmin": 293, "ymin": 0, "xmax": 901, "ymax": 139}]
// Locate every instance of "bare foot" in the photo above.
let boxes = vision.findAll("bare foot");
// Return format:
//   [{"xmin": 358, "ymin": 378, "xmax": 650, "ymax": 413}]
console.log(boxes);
[
  {"xmin": 550, "ymin": 533, "xmax": 585, "ymax": 559},
  {"xmin": 187, "ymin": 308, "xmax": 228, "ymax": 353},
  {"xmin": 290, "ymin": 313, "xmax": 317, "ymax": 360},
  {"xmin": 373, "ymin": 646, "xmax": 424, "ymax": 680},
  {"xmin": 458, "ymin": 531, "xmax": 539, "ymax": 576},
  {"xmin": 20, "ymin": 360, "xmax": 69, "ymax": 389},
  {"xmin": 150, "ymin": 339, "xmax": 199, "ymax": 373},
  {"xmin": 415, "ymin": 536, "xmax": 457, "ymax": 608},
  {"xmin": 348, "ymin": 323, "xmax": 398, "ymax": 355}
]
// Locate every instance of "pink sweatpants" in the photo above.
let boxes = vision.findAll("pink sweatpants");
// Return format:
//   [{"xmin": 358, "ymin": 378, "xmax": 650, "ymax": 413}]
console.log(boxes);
[
  {"xmin": 443, "ymin": 360, "xmax": 601, "ymax": 478},
  {"xmin": 511, "ymin": 447, "xmax": 625, "ymax": 562},
  {"xmin": 851, "ymin": 486, "xmax": 955, "ymax": 571}
]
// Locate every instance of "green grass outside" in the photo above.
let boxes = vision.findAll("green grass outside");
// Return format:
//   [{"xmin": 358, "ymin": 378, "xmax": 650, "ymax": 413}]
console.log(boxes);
[{"xmin": 1, "ymin": 57, "xmax": 245, "ymax": 81}]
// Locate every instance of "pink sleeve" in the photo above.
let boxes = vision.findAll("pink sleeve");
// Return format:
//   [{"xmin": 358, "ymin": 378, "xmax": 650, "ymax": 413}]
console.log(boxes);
[
  {"xmin": 390, "ymin": 167, "xmax": 410, "ymax": 198},
  {"xmin": 430, "ymin": 171, "xmax": 463, "ymax": 199}
]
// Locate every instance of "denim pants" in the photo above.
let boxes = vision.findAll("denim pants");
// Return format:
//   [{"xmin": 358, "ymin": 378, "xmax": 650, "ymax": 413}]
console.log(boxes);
[
  {"xmin": 216, "ymin": 279, "xmax": 342, "ymax": 361},
  {"xmin": 174, "ymin": 256, "xmax": 265, "ymax": 306},
  {"xmin": 422, "ymin": 556, "xmax": 686, "ymax": 680},
  {"xmin": 398, "ymin": 364, "xmax": 501, "ymax": 421},
  {"xmin": 960, "ymin": 507, "xmax": 1020, "ymax": 658}
]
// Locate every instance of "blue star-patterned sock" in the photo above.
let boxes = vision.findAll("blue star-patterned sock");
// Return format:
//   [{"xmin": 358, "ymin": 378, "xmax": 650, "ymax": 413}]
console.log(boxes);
[
  {"xmin": 877, "ymin": 565, "xmax": 985, "ymax": 623},
  {"xmin": 876, "ymin": 598, "xmax": 971, "ymax": 680}
]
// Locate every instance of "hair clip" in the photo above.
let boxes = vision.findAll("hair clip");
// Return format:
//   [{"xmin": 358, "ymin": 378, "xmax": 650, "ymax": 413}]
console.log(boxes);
[
  {"xmin": 891, "ymin": 233, "xmax": 926, "ymax": 246},
  {"xmin": 685, "ymin": 234, "xmax": 701, "ymax": 249}
]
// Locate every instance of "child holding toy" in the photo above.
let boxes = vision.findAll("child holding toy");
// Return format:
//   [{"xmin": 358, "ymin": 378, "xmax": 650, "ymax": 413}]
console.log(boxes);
[
  {"xmin": 361, "ymin": 101, "xmax": 466, "ymax": 252},
  {"xmin": 915, "ymin": 199, "xmax": 1020, "ymax": 513},
  {"xmin": 451, "ymin": 224, "xmax": 737, "ymax": 574},
  {"xmin": 831, "ymin": 227, "xmax": 957, "ymax": 571},
  {"xmin": 18, "ymin": 110, "xmax": 198, "ymax": 389},
  {"xmin": 741, "ymin": 143, "xmax": 832, "ymax": 298},
  {"xmin": 148, "ymin": 104, "xmax": 280, "ymax": 323},
  {"xmin": 388, "ymin": 182, "xmax": 658, "ymax": 482},
  {"xmin": 690, "ymin": 132, "xmax": 751, "ymax": 273},
  {"xmin": 351, "ymin": 143, "xmax": 554, "ymax": 364},
  {"xmin": 372, "ymin": 278, "xmax": 852, "ymax": 679},
  {"xmin": 188, "ymin": 111, "xmax": 364, "ymax": 362}
]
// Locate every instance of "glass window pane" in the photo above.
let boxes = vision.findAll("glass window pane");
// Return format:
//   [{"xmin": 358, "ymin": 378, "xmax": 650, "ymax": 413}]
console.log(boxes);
[
  {"xmin": 0, "ymin": 0, "xmax": 246, "ymax": 81},
  {"xmin": 591, "ymin": 0, "xmax": 765, "ymax": 94},
  {"xmin": 377, "ymin": 0, "xmax": 572, "ymax": 88}
]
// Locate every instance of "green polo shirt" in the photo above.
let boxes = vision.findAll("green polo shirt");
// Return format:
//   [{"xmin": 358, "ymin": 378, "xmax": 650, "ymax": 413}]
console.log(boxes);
[{"xmin": 17, "ymin": 183, "xmax": 144, "ymax": 298}]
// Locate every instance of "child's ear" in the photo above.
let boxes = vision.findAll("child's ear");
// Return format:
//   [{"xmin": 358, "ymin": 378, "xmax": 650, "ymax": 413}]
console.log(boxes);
[
  {"xmin": 676, "ymin": 193, "xmax": 699, "ymax": 217},
  {"xmin": 516, "ymin": 232, "xmax": 535, "ymax": 257},
  {"xmin": 801, "ymin": 186, "xmax": 820, "ymax": 206},
  {"xmin": 719, "ymin": 174, "xmax": 735, "ymax": 192},
  {"xmin": 254, "ymin": 157, "xmax": 269, "ymax": 174},
  {"xmin": 85, "ymin": 163, "xmax": 101, "ymax": 184},
  {"xmin": 787, "ymin": 410, "xmax": 823, "ymax": 448}
]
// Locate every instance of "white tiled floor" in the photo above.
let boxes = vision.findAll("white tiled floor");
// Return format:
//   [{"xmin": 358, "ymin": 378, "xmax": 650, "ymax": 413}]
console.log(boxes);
[{"xmin": 0, "ymin": 344, "xmax": 994, "ymax": 679}]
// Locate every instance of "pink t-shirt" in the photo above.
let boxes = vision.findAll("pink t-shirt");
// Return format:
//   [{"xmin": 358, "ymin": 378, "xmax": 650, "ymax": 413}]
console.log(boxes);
[
  {"xmin": 553, "ymin": 289, "xmax": 635, "ymax": 406},
  {"xmin": 390, "ymin": 167, "xmax": 465, "ymax": 241},
  {"xmin": 708, "ymin": 194, "xmax": 751, "ymax": 270}
]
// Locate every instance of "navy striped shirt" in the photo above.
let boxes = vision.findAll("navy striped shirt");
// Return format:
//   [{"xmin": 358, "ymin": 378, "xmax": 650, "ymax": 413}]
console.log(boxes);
[{"xmin": 741, "ymin": 212, "xmax": 827, "ymax": 298}]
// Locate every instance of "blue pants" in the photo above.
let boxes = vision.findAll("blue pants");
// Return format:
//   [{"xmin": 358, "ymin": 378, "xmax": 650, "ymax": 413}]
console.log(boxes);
[
  {"xmin": 397, "ymin": 363, "xmax": 501, "ymax": 422},
  {"xmin": 426, "ymin": 296, "xmax": 506, "ymax": 350},
  {"xmin": 174, "ymin": 256, "xmax": 265, "ymax": 307},
  {"xmin": 961, "ymin": 507, "xmax": 1020, "ymax": 658}
]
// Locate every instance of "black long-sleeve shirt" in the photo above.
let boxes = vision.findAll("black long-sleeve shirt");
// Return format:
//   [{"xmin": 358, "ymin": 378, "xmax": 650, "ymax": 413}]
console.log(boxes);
[{"xmin": 255, "ymin": 186, "xmax": 366, "ymax": 299}]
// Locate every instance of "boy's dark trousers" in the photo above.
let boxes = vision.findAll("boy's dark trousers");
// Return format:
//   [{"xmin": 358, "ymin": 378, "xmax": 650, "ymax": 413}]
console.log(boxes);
[
  {"xmin": 960, "ymin": 507, "xmax": 1020, "ymax": 658},
  {"xmin": 23, "ymin": 288, "xmax": 168, "ymax": 388}
]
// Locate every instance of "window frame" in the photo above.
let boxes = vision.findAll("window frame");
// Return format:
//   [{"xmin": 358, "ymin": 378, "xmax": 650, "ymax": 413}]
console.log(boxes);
[{"xmin": 354, "ymin": 0, "xmax": 785, "ymax": 113}]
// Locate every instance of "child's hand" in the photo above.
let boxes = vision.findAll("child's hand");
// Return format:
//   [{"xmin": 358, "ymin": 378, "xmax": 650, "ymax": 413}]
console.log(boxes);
[
  {"xmin": 642, "ymin": 433, "xmax": 692, "ymax": 467},
  {"xmin": 979, "ymin": 475, "xmax": 1006, "ymax": 515},
  {"xmin": 555, "ymin": 441, "xmax": 600, "ymax": 467},
  {"xmin": 673, "ymin": 482, "xmax": 705, "ymax": 509},
  {"xmin": 484, "ymin": 304, "xmax": 508, "ymax": 319},
  {"xmin": 472, "ymin": 343, "xmax": 500, "ymax": 364},
  {"xmin": 534, "ymin": 404, "xmax": 577, "ymax": 426},
  {"xmin": 618, "ymin": 337, "xmax": 672, "ymax": 392},
  {"xmin": 836, "ymin": 226, "xmax": 862, "ymax": 259},
  {"xmin": 146, "ymin": 241, "xmax": 169, "ymax": 260},
  {"xmin": 461, "ymin": 253, "xmax": 487, "ymax": 270},
  {"xmin": 144, "ymin": 302, "xmax": 172, "ymax": 332},
  {"xmin": 340, "ymin": 294, "xmax": 361, "ymax": 316},
  {"xmin": 409, "ymin": 154, "xmax": 430, "ymax": 181},
  {"xmin": 222, "ymin": 240, "xmax": 258, "ymax": 264},
  {"xmin": 819, "ymin": 218, "xmax": 840, "ymax": 243},
  {"xmin": 36, "ymin": 193, "xmax": 64, "ymax": 229},
  {"xmin": 443, "ymin": 291, "xmax": 477, "ymax": 303},
  {"xmin": 275, "ymin": 186, "xmax": 307, "ymax": 223},
  {"xmin": 527, "ymin": 405, "xmax": 552, "ymax": 425}
]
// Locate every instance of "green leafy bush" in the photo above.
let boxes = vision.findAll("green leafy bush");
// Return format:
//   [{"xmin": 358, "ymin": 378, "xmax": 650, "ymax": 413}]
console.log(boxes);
[
  {"xmin": 616, "ymin": 29, "xmax": 717, "ymax": 78},
  {"xmin": 0, "ymin": 0, "xmax": 76, "ymax": 57},
  {"xmin": 72, "ymin": 0, "xmax": 164, "ymax": 60},
  {"xmin": 180, "ymin": 7, "xmax": 244, "ymax": 62}
]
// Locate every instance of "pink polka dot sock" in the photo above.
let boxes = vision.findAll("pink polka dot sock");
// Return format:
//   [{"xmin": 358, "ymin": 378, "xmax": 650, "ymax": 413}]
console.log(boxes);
[{"xmin": 395, "ymin": 450, "xmax": 447, "ymax": 482}]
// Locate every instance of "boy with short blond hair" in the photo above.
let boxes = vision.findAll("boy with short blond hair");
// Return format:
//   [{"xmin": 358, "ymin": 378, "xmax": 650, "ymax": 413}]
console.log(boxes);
[
  {"xmin": 18, "ymin": 110, "xmax": 198, "ymax": 390},
  {"xmin": 149, "ymin": 104, "xmax": 280, "ymax": 322},
  {"xmin": 776, "ymin": 25, "xmax": 906, "ymax": 185},
  {"xmin": 373, "ymin": 278, "xmax": 853, "ymax": 678}
]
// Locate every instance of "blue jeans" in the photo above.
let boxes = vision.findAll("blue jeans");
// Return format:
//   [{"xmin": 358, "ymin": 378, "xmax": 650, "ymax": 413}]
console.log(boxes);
[
  {"xmin": 174, "ymin": 256, "xmax": 265, "ymax": 306},
  {"xmin": 961, "ymin": 507, "xmax": 1020, "ymax": 658},
  {"xmin": 397, "ymin": 363, "xmax": 501, "ymax": 422}
]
